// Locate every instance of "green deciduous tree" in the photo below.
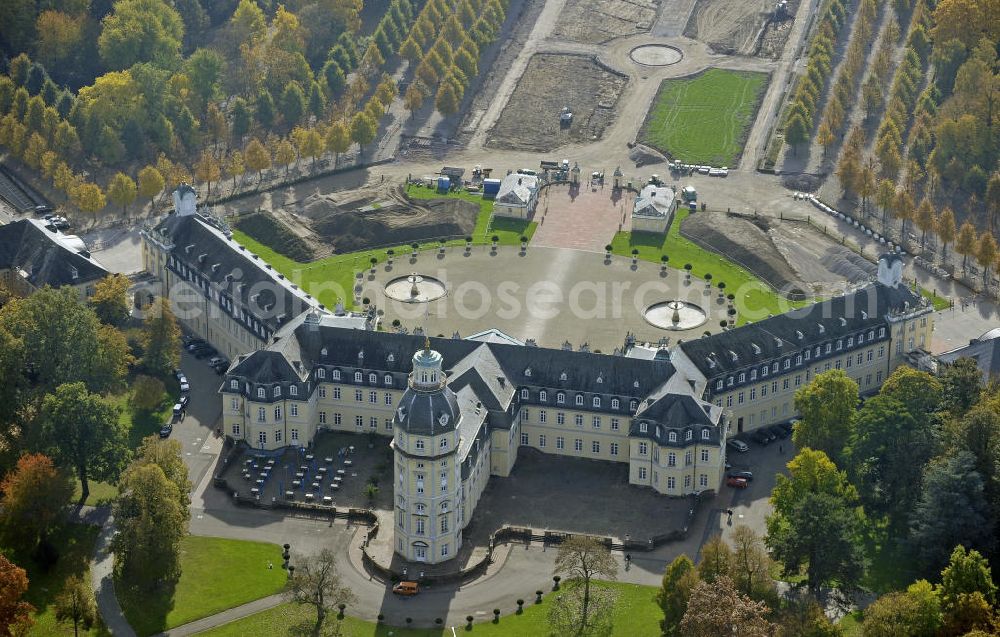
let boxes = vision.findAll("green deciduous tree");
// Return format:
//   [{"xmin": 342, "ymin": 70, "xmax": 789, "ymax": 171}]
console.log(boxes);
[
  {"xmin": 244, "ymin": 137, "xmax": 271, "ymax": 183},
  {"xmin": 98, "ymin": 0, "xmax": 185, "ymax": 70},
  {"xmin": 112, "ymin": 462, "xmax": 187, "ymax": 587},
  {"xmin": 698, "ymin": 535, "xmax": 732, "ymax": 583},
  {"xmin": 54, "ymin": 575, "xmax": 96, "ymax": 637},
  {"xmin": 848, "ymin": 392, "xmax": 936, "ymax": 534},
  {"xmin": 90, "ymin": 274, "xmax": 131, "ymax": 327},
  {"xmin": 658, "ymin": 554, "xmax": 700, "ymax": 636},
  {"xmin": 793, "ymin": 370, "xmax": 858, "ymax": 466},
  {"xmin": 862, "ymin": 579, "xmax": 941, "ymax": 637},
  {"xmin": 137, "ymin": 165, "xmax": 166, "ymax": 209},
  {"xmin": 141, "ymin": 297, "xmax": 181, "ymax": 378},
  {"xmin": 134, "ymin": 435, "xmax": 192, "ymax": 510},
  {"xmin": 767, "ymin": 449, "xmax": 866, "ymax": 598},
  {"xmin": 938, "ymin": 545, "xmax": 997, "ymax": 636},
  {"xmin": 130, "ymin": 375, "xmax": 165, "ymax": 414},
  {"xmin": 910, "ymin": 453, "xmax": 994, "ymax": 575},
  {"xmin": 40, "ymin": 382, "xmax": 128, "ymax": 503},
  {"xmin": 350, "ymin": 111, "xmax": 377, "ymax": 152},
  {"xmin": 325, "ymin": 120, "xmax": 350, "ymax": 166},
  {"xmin": 107, "ymin": 172, "xmax": 137, "ymax": 217}
]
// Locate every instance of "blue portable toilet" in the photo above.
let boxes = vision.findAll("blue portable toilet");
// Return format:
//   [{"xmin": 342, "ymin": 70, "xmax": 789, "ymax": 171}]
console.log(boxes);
[
  {"xmin": 437, "ymin": 176, "xmax": 451, "ymax": 193},
  {"xmin": 482, "ymin": 178, "xmax": 501, "ymax": 199}
]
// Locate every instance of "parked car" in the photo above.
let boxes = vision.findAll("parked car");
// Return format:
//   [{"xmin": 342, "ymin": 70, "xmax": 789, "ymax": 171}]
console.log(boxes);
[
  {"xmin": 212, "ymin": 359, "xmax": 229, "ymax": 375},
  {"xmin": 392, "ymin": 581, "xmax": 419, "ymax": 596},
  {"xmin": 186, "ymin": 340, "xmax": 207, "ymax": 351},
  {"xmin": 159, "ymin": 423, "xmax": 173, "ymax": 438},
  {"xmin": 207, "ymin": 356, "xmax": 225, "ymax": 367},
  {"xmin": 178, "ymin": 394, "xmax": 190, "ymax": 409},
  {"xmin": 191, "ymin": 345, "xmax": 216, "ymax": 359},
  {"xmin": 770, "ymin": 424, "xmax": 790, "ymax": 439},
  {"xmin": 728, "ymin": 470, "xmax": 754, "ymax": 482},
  {"xmin": 752, "ymin": 430, "xmax": 771, "ymax": 445},
  {"xmin": 34, "ymin": 204, "xmax": 52, "ymax": 214},
  {"xmin": 179, "ymin": 379, "xmax": 190, "ymax": 393},
  {"xmin": 172, "ymin": 402, "xmax": 184, "ymax": 418},
  {"xmin": 727, "ymin": 439, "xmax": 749, "ymax": 453},
  {"xmin": 726, "ymin": 476, "xmax": 749, "ymax": 488}
]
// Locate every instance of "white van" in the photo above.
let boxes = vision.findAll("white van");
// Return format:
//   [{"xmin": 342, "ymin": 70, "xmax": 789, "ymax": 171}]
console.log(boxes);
[{"xmin": 727, "ymin": 439, "xmax": 749, "ymax": 453}]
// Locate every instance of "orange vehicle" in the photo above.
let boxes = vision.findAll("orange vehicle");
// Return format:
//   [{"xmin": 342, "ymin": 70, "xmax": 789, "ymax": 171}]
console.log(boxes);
[{"xmin": 392, "ymin": 581, "xmax": 419, "ymax": 596}]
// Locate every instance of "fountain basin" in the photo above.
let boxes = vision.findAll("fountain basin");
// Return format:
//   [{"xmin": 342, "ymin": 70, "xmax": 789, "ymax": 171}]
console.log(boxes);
[
  {"xmin": 384, "ymin": 273, "xmax": 447, "ymax": 303},
  {"xmin": 643, "ymin": 300, "xmax": 707, "ymax": 331}
]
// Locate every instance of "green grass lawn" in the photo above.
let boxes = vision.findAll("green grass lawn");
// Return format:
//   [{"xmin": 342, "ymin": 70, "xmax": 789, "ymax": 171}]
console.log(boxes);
[
  {"xmin": 118, "ymin": 536, "xmax": 288, "ymax": 636},
  {"xmin": 231, "ymin": 187, "xmax": 536, "ymax": 311},
  {"xmin": 196, "ymin": 580, "xmax": 661, "ymax": 637},
  {"xmin": 837, "ymin": 610, "xmax": 863, "ymax": 636},
  {"xmin": 68, "ymin": 384, "xmax": 177, "ymax": 506},
  {"xmin": 918, "ymin": 285, "xmax": 951, "ymax": 311},
  {"xmin": 612, "ymin": 208, "xmax": 806, "ymax": 322},
  {"xmin": 640, "ymin": 68, "xmax": 769, "ymax": 166},
  {"xmin": 5, "ymin": 523, "xmax": 106, "ymax": 637}
]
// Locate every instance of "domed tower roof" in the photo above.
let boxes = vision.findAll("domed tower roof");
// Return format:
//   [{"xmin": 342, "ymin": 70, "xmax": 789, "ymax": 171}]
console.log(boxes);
[{"xmin": 394, "ymin": 339, "xmax": 461, "ymax": 436}]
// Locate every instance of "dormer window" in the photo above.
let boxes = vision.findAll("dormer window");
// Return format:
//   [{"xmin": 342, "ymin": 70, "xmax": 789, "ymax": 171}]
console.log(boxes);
[
  {"xmin": 629, "ymin": 399, "xmax": 638, "ymax": 411},
  {"xmin": 818, "ymin": 323, "xmax": 825, "ymax": 334},
  {"xmin": 540, "ymin": 390, "xmax": 547, "ymax": 401},
  {"xmin": 796, "ymin": 355, "xmax": 802, "ymax": 365},
  {"xmin": 702, "ymin": 429, "xmax": 710, "ymax": 440},
  {"xmin": 354, "ymin": 371, "xmax": 363, "ymax": 382},
  {"xmin": 639, "ymin": 423, "xmax": 648, "ymax": 433},
  {"xmin": 825, "ymin": 343, "xmax": 832, "ymax": 354},
  {"xmin": 369, "ymin": 373, "xmax": 377, "ymax": 384},
  {"xmin": 611, "ymin": 398, "xmax": 619, "ymax": 409},
  {"xmin": 559, "ymin": 371, "xmax": 567, "ymax": 381},
  {"xmin": 727, "ymin": 376, "xmax": 734, "ymax": 387},
  {"xmin": 593, "ymin": 397, "xmax": 601, "ymax": 408},
  {"xmin": 730, "ymin": 350, "xmax": 738, "ymax": 362},
  {"xmin": 257, "ymin": 388, "xmax": 265, "ymax": 399},
  {"xmin": 575, "ymin": 395, "xmax": 584, "ymax": 406},
  {"xmin": 520, "ymin": 389, "xmax": 529, "ymax": 399},
  {"xmin": 384, "ymin": 374, "xmax": 393, "ymax": 385},
  {"xmin": 358, "ymin": 350, "xmax": 364, "ymax": 360},
  {"xmin": 751, "ymin": 343, "xmax": 761, "ymax": 355},
  {"xmin": 332, "ymin": 369, "xmax": 340, "ymax": 380},
  {"xmin": 738, "ymin": 373, "xmax": 745, "ymax": 383},
  {"xmin": 274, "ymin": 387, "xmax": 281, "ymax": 398},
  {"xmin": 524, "ymin": 367, "xmax": 532, "ymax": 377},
  {"xmin": 836, "ymin": 339, "xmax": 843, "ymax": 350},
  {"xmin": 685, "ymin": 430, "xmax": 693, "ymax": 441},
  {"xmin": 762, "ymin": 366, "xmax": 769, "ymax": 377},
  {"xmin": 596, "ymin": 374, "xmax": 603, "ymax": 384},
  {"xmin": 804, "ymin": 350, "xmax": 810, "ymax": 361},
  {"xmin": 716, "ymin": 380, "xmax": 723, "ymax": 390},
  {"xmin": 668, "ymin": 431, "xmax": 676, "ymax": 442},
  {"xmin": 557, "ymin": 392, "xmax": 565, "ymax": 404},
  {"xmin": 387, "ymin": 353, "xmax": 395, "ymax": 363},
  {"xmin": 750, "ymin": 369, "xmax": 757, "ymax": 380},
  {"xmin": 290, "ymin": 386, "xmax": 298, "ymax": 396},
  {"xmin": 230, "ymin": 379, "xmax": 239, "ymax": 389},
  {"xmin": 878, "ymin": 327, "xmax": 885, "ymax": 338},
  {"xmin": 796, "ymin": 330, "xmax": 803, "ymax": 340}
]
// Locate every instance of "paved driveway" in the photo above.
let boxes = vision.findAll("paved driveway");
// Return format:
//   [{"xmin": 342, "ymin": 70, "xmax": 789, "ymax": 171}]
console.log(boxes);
[{"xmin": 174, "ymin": 348, "xmax": 224, "ymax": 490}]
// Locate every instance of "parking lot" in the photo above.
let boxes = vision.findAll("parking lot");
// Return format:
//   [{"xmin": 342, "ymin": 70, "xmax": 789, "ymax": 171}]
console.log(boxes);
[{"xmin": 170, "ymin": 348, "xmax": 225, "ymax": 489}]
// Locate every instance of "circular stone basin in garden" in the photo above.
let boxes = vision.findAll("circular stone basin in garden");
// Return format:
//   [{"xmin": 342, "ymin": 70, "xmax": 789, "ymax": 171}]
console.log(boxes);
[{"xmin": 629, "ymin": 44, "xmax": 683, "ymax": 67}]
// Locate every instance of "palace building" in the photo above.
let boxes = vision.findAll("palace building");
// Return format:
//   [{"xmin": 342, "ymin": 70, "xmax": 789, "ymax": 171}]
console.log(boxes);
[{"xmin": 143, "ymin": 199, "xmax": 934, "ymax": 564}]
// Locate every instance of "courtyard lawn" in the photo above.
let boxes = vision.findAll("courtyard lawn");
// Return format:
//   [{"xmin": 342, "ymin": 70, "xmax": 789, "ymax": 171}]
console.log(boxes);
[
  {"xmin": 118, "ymin": 536, "xmax": 287, "ymax": 636},
  {"xmin": 196, "ymin": 581, "xmax": 661, "ymax": 637},
  {"xmin": 231, "ymin": 188, "xmax": 536, "ymax": 311},
  {"xmin": 639, "ymin": 68, "xmax": 769, "ymax": 166},
  {"xmin": 611, "ymin": 208, "xmax": 806, "ymax": 322},
  {"xmin": 919, "ymin": 285, "xmax": 951, "ymax": 311},
  {"xmin": 4, "ymin": 523, "xmax": 104, "ymax": 637}
]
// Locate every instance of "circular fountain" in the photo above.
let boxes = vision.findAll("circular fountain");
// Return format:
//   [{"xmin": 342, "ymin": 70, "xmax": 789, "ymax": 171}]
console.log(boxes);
[
  {"xmin": 643, "ymin": 300, "xmax": 708, "ymax": 331},
  {"xmin": 384, "ymin": 272, "xmax": 447, "ymax": 303},
  {"xmin": 629, "ymin": 44, "xmax": 683, "ymax": 67}
]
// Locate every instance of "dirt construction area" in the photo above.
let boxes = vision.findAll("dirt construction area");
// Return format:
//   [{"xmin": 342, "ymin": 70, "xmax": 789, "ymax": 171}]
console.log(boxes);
[
  {"xmin": 684, "ymin": 0, "xmax": 772, "ymax": 55},
  {"xmin": 486, "ymin": 54, "xmax": 628, "ymax": 152},
  {"xmin": 551, "ymin": 0, "xmax": 661, "ymax": 44},
  {"xmin": 286, "ymin": 189, "xmax": 479, "ymax": 254},
  {"xmin": 681, "ymin": 211, "xmax": 876, "ymax": 296}
]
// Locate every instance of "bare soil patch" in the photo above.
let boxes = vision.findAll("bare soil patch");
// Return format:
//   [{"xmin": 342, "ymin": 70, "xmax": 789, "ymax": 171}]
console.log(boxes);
[
  {"xmin": 681, "ymin": 211, "xmax": 877, "ymax": 296},
  {"xmin": 758, "ymin": 1, "xmax": 799, "ymax": 58},
  {"xmin": 234, "ymin": 212, "xmax": 316, "ymax": 261},
  {"xmin": 552, "ymin": 0, "xmax": 660, "ymax": 44},
  {"xmin": 486, "ymin": 54, "xmax": 628, "ymax": 152},
  {"xmin": 683, "ymin": 0, "xmax": 771, "ymax": 55},
  {"xmin": 298, "ymin": 192, "xmax": 480, "ymax": 253}
]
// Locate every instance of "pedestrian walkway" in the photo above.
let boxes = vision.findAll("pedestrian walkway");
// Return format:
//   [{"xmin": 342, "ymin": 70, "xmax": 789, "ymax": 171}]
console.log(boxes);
[
  {"xmin": 530, "ymin": 184, "xmax": 632, "ymax": 252},
  {"xmin": 85, "ymin": 508, "xmax": 137, "ymax": 637},
  {"xmin": 154, "ymin": 594, "xmax": 285, "ymax": 637}
]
